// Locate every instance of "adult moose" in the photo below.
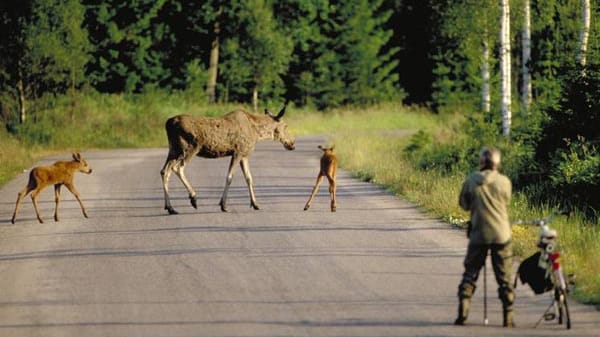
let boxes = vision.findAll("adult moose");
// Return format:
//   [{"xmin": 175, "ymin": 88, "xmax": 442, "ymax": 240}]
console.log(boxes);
[{"xmin": 160, "ymin": 105, "xmax": 295, "ymax": 214}]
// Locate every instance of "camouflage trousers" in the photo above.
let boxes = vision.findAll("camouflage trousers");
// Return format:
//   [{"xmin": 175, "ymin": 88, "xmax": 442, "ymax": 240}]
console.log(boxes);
[{"xmin": 458, "ymin": 241, "xmax": 515, "ymax": 310}]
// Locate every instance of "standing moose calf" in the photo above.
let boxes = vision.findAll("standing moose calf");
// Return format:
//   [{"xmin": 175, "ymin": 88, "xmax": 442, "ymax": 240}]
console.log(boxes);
[
  {"xmin": 11, "ymin": 152, "xmax": 93, "ymax": 224},
  {"xmin": 304, "ymin": 145, "xmax": 337, "ymax": 212}
]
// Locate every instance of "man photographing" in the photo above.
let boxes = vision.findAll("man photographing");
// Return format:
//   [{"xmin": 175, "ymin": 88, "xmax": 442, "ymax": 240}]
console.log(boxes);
[{"xmin": 454, "ymin": 147, "xmax": 515, "ymax": 327}]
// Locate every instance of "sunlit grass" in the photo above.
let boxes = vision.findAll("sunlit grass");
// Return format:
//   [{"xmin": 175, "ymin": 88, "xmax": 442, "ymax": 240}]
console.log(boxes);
[{"xmin": 288, "ymin": 102, "xmax": 451, "ymax": 135}]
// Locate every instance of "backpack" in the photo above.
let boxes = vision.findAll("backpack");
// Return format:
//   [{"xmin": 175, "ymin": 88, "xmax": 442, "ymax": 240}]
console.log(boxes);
[{"xmin": 515, "ymin": 251, "xmax": 553, "ymax": 294}]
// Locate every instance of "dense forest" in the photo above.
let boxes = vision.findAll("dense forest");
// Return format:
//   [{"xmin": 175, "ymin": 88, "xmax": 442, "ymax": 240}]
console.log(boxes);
[{"xmin": 0, "ymin": 0, "xmax": 599, "ymax": 214}]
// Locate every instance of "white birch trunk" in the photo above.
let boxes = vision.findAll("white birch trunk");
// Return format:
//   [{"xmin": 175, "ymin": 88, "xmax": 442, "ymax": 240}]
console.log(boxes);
[
  {"xmin": 578, "ymin": 0, "xmax": 591, "ymax": 68},
  {"xmin": 521, "ymin": 0, "xmax": 532, "ymax": 112},
  {"xmin": 17, "ymin": 66, "xmax": 26, "ymax": 124},
  {"xmin": 482, "ymin": 36, "xmax": 491, "ymax": 114},
  {"xmin": 252, "ymin": 86, "xmax": 258, "ymax": 113},
  {"xmin": 500, "ymin": 0, "xmax": 511, "ymax": 137}
]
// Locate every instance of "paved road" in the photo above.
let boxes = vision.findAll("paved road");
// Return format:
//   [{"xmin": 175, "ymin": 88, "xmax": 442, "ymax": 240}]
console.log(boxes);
[{"xmin": 0, "ymin": 136, "xmax": 599, "ymax": 337}]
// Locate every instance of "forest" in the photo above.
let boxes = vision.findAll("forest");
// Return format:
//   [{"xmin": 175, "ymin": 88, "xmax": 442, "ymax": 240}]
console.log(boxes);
[{"xmin": 0, "ymin": 0, "xmax": 599, "ymax": 216}]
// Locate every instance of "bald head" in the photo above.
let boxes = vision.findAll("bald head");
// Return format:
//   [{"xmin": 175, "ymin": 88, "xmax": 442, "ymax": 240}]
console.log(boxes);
[{"xmin": 479, "ymin": 147, "xmax": 501, "ymax": 171}]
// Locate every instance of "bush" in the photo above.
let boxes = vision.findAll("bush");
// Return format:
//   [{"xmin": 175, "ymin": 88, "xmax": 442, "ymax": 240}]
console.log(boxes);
[{"xmin": 549, "ymin": 136, "xmax": 600, "ymax": 214}]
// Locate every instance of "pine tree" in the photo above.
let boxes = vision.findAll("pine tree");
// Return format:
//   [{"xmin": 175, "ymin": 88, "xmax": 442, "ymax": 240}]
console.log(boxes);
[
  {"xmin": 84, "ymin": 0, "xmax": 172, "ymax": 93},
  {"xmin": 219, "ymin": 0, "xmax": 292, "ymax": 108},
  {"xmin": 0, "ymin": 0, "xmax": 91, "ymax": 123}
]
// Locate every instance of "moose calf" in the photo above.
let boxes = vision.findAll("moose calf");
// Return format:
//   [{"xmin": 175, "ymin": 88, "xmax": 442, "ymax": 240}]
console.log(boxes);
[
  {"xmin": 304, "ymin": 145, "xmax": 337, "ymax": 212},
  {"xmin": 11, "ymin": 152, "xmax": 92, "ymax": 224}
]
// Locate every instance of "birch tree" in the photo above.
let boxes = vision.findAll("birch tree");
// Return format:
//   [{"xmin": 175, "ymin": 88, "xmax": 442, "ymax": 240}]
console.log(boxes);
[
  {"xmin": 500, "ymin": 0, "xmax": 511, "ymax": 137},
  {"xmin": 482, "ymin": 29, "xmax": 491, "ymax": 113},
  {"xmin": 578, "ymin": 0, "xmax": 591, "ymax": 68},
  {"xmin": 521, "ymin": 0, "xmax": 532, "ymax": 112}
]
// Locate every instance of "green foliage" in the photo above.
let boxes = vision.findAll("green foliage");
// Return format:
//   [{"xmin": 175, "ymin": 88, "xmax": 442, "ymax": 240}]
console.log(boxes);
[
  {"xmin": 276, "ymin": 0, "xmax": 402, "ymax": 109},
  {"xmin": 25, "ymin": 0, "xmax": 92, "ymax": 91},
  {"xmin": 219, "ymin": 0, "xmax": 292, "ymax": 103},
  {"xmin": 431, "ymin": 0, "xmax": 498, "ymax": 113},
  {"xmin": 183, "ymin": 58, "xmax": 208, "ymax": 98},
  {"xmin": 84, "ymin": 0, "xmax": 172, "ymax": 93},
  {"xmin": 549, "ymin": 137, "xmax": 600, "ymax": 214}
]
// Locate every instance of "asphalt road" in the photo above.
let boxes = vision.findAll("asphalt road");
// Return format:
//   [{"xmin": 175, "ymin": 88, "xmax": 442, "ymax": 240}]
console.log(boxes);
[{"xmin": 0, "ymin": 136, "xmax": 599, "ymax": 337}]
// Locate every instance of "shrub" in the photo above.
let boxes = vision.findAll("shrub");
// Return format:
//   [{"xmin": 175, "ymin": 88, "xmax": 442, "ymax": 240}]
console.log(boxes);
[{"xmin": 549, "ymin": 136, "xmax": 600, "ymax": 214}]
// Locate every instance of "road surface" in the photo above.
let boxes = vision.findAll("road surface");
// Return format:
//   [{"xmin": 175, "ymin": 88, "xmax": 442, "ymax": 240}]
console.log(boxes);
[{"xmin": 0, "ymin": 136, "xmax": 599, "ymax": 337}]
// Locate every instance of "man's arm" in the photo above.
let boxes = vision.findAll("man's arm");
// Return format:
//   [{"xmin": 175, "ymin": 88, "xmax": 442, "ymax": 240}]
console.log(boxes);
[{"xmin": 459, "ymin": 180, "xmax": 471, "ymax": 211}]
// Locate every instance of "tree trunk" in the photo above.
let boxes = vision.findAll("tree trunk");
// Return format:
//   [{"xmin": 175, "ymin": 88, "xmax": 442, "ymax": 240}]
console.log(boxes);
[
  {"xmin": 252, "ymin": 86, "xmax": 258, "ymax": 113},
  {"xmin": 500, "ymin": 0, "xmax": 511, "ymax": 137},
  {"xmin": 17, "ymin": 66, "xmax": 26, "ymax": 124},
  {"xmin": 206, "ymin": 8, "xmax": 221, "ymax": 104},
  {"xmin": 521, "ymin": 0, "xmax": 532, "ymax": 112},
  {"xmin": 482, "ymin": 33, "xmax": 491, "ymax": 114},
  {"xmin": 578, "ymin": 0, "xmax": 591, "ymax": 68}
]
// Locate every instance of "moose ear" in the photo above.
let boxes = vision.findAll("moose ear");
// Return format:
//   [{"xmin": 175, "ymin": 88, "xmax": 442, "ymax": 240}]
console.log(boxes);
[
  {"xmin": 275, "ymin": 103, "xmax": 287, "ymax": 120},
  {"xmin": 72, "ymin": 152, "xmax": 81, "ymax": 162}
]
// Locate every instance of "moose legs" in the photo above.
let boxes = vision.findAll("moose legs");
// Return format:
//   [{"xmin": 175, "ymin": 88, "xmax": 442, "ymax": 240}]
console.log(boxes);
[
  {"xmin": 304, "ymin": 172, "xmax": 337, "ymax": 212},
  {"xmin": 161, "ymin": 152, "xmax": 260, "ymax": 214},
  {"xmin": 11, "ymin": 184, "xmax": 34, "ymax": 224},
  {"xmin": 240, "ymin": 157, "xmax": 260, "ymax": 210},
  {"xmin": 161, "ymin": 153, "xmax": 197, "ymax": 215},
  {"xmin": 62, "ymin": 182, "xmax": 89, "ymax": 220},
  {"xmin": 220, "ymin": 156, "xmax": 260, "ymax": 212},
  {"xmin": 11, "ymin": 182, "xmax": 88, "ymax": 224},
  {"xmin": 11, "ymin": 183, "xmax": 45, "ymax": 224}
]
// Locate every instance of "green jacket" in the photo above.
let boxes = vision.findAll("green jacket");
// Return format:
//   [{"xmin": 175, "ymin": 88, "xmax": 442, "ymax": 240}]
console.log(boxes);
[{"xmin": 459, "ymin": 169, "xmax": 512, "ymax": 245}]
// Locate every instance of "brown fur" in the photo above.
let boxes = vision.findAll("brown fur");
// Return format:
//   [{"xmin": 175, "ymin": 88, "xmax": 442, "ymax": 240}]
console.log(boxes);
[
  {"xmin": 304, "ymin": 145, "xmax": 338, "ymax": 212},
  {"xmin": 160, "ymin": 106, "xmax": 295, "ymax": 214},
  {"xmin": 11, "ymin": 152, "xmax": 92, "ymax": 224}
]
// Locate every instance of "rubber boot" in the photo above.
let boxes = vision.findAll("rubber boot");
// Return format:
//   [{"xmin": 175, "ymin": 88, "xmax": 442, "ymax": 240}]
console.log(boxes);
[
  {"xmin": 454, "ymin": 298, "xmax": 470, "ymax": 325},
  {"xmin": 499, "ymin": 285, "xmax": 515, "ymax": 327},
  {"xmin": 503, "ymin": 308, "xmax": 515, "ymax": 327}
]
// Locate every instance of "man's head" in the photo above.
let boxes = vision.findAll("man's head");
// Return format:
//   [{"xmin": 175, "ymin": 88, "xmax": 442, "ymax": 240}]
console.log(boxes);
[{"xmin": 479, "ymin": 147, "xmax": 501, "ymax": 171}]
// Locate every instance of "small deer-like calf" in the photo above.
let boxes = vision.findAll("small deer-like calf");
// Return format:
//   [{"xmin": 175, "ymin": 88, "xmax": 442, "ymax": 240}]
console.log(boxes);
[
  {"xmin": 304, "ymin": 145, "xmax": 337, "ymax": 212},
  {"xmin": 11, "ymin": 152, "xmax": 92, "ymax": 224}
]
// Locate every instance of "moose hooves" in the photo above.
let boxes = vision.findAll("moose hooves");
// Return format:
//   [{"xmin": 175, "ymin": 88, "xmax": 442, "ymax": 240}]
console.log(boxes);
[
  {"xmin": 303, "ymin": 206, "xmax": 310, "ymax": 211},
  {"xmin": 219, "ymin": 200, "xmax": 228, "ymax": 212},
  {"xmin": 190, "ymin": 196, "xmax": 198, "ymax": 209},
  {"xmin": 166, "ymin": 206, "xmax": 178, "ymax": 215},
  {"xmin": 251, "ymin": 203, "xmax": 261, "ymax": 210}
]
